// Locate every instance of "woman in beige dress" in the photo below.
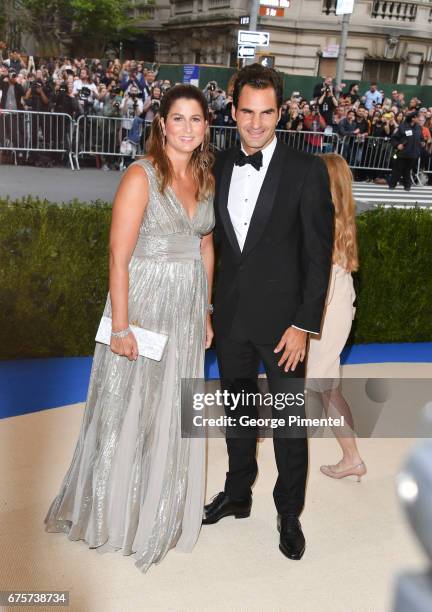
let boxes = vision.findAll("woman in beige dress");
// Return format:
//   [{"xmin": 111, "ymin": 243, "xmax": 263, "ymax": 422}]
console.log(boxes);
[
  {"xmin": 44, "ymin": 85, "xmax": 215, "ymax": 572},
  {"xmin": 307, "ymin": 153, "xmax": 366, "ymax": 482}
]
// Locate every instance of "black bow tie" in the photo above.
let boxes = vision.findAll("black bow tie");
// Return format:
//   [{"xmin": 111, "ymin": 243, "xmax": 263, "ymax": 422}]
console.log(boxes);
[{"xmin": 234, "ymin": 149, "xmax": 263, "ymax": 171}]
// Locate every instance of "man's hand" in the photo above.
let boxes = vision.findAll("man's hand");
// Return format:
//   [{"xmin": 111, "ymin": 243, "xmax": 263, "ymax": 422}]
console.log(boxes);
[
  {"xmin": 274, "ymin": 327, "xmax": 307, "ymax": 372},
  {"xmin": 397, "ymin": 143, "xmax": 405, "ymax": 150}
]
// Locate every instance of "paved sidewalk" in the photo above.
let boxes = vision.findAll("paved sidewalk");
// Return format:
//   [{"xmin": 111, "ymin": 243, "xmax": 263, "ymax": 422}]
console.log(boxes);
[{"xmin": 0, "ymin": 165, "xmax": 122, "ymax": 204}]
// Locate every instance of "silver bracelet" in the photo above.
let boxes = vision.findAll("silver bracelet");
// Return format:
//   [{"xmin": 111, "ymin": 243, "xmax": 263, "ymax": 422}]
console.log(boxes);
[{"xmin": 111, "ymin": 326, "xmax": 131, "ymax": 339}]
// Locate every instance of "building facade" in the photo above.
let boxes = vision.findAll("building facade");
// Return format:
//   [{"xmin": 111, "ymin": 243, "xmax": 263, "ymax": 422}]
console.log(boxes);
[{"xmin": 137, "ymin": 0, "xmax": 432, "ymax": 84}]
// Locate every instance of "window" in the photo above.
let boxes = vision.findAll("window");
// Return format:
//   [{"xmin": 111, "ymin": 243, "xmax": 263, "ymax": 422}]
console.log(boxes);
[
  {"xmin": 362, "ymin": 59, "xmax": 399, "ymax": 83},
  {"xmin": 318, "ymin": 57, "xmax": 337, "ymax": 79}
]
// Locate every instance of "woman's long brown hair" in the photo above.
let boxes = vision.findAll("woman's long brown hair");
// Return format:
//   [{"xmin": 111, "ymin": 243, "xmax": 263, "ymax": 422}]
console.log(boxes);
[
  {"xmin": 146, "ymin": 84, "xmax": 214, "ymax": 201},
  {"xmin": 318, "ymin": 153, "xmax": 359, "ymax": 272}
]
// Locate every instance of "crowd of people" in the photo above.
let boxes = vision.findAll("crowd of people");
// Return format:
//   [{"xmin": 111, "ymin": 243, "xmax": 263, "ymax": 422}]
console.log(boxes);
[{"xmin": 0, "ymin": 48, "xmax": 431, "ymax": 182}]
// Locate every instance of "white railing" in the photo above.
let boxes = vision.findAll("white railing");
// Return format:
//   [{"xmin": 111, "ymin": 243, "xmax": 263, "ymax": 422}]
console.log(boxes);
[{"xmin": 371, "ymin": 0, "xmax": 418, "ymax": 21}]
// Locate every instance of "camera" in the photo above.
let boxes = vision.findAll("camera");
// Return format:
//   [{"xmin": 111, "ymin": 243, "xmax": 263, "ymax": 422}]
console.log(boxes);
[
  {"xmin": 151, "ymin": 99, "xmax": 161, "ymax": 113},
  {"xmin": 113, "ymin": 100, "xmax": 121, "ymax": 110},
  {"xmin": 79, "ymin": 86, "xmax": 91, "ymax": 100},
  {"xmin": 58, "ymin": 82, "xmax": 67, "ymax": 94},
  {"xmin": 207, "ymin": 81, "xmax": 217, "ymax": 92},
  {"xmin": 31, "ymin": 80, "xmax": 43, "ymax": 92}
]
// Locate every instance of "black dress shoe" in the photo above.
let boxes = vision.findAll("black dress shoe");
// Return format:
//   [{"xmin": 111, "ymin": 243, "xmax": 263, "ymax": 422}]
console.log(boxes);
[
  {"xmin": 277, "ymin": 514, "xmax": 305, "ymax": 560},
  {"xmin": 202, "ymin": 492, "xmax": 251, "ymax": 525}
]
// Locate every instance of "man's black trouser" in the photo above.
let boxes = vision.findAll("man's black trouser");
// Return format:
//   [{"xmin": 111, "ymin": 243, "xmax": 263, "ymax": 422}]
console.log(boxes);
[
  {"xmin": 215, "ymin": 312, "xmax": 308, "ymax": 517},
  {"xmin": 389, "ymin": 155, "xmax": 415, "ymax": 188}
]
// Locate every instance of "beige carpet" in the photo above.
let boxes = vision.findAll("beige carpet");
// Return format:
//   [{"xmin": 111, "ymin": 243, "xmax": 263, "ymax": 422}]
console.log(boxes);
[{"xmin": 1, "ymin": 363, "xmax": 430, "ymax": 612}]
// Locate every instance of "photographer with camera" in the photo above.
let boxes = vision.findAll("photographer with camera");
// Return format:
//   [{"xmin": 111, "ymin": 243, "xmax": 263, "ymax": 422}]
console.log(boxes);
[
  {"xmin": 120, "ymin": 65, "xmax": 144, "ymax": 95},
  {"xmin": 302, "ymin": 102, "xmax": 326, "ymax": 153},
  {"xmin": 93, "ymin": 82, "xmax": 124, "ymax": 170},
  {"xmin": 23, "ymin": 69, "xmax": 54, "ymax": 165},
  {"xmin": 100, "ymin": 82, "xmax": 123, "ymax": 118},
  {"xmin": 312, "ymin": 76, "xmax": 333, "ymax": 101},
  {"xmin": 388, "ymin": 110, "xmax": 423, "ymax": 191},
  {"xmin": 24, "ymin": 69, "xmax": 51, "ymax": 112},
  {"xmin": 318, "ymin": 82, "xmax": 337, "ymax": 126},
  {"xmin": 73, "ymin": 67, "xmax": 98, "ymax": 114},
  {"xmin": 50, "ymin": 80, "xmax": 82, "ymax": 165},
  {"xmin": 143, "ymin": 85, "xmax": 161, "ymax": 123},
  {"xmin": 121, "ymin": 84, "xmax": 145, "ymax": 127},
  {"xmin": 54, "ymin": 80, "xmax": 82, "ymax": 119}
]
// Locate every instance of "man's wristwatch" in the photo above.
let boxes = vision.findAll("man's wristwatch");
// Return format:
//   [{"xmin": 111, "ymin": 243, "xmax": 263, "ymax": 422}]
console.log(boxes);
[{"xmin": 208, "ymin": 304, "xmax": 214, "ymax": 315}]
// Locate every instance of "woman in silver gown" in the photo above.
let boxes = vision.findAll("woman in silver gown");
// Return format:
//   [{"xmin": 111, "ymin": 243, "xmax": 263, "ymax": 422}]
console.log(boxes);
[{"xmin": 44, "ymin": 85, "xmax": 215, "ymax": 573}]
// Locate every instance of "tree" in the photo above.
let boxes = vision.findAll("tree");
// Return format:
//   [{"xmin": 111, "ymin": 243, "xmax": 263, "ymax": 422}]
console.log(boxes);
[{"xmin": 13, "ymin": 0, "xmax": 144, "ymax": 56}]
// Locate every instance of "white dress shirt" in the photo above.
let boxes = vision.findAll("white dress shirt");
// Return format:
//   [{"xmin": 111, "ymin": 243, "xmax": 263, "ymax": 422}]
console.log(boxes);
[
  {"xmin": 227, "ymin": 135, "xmax": 315, "ymax": 335},
  {"xmin": 227, "ymin": 136, "xmax": 277, "ymax": 251}
]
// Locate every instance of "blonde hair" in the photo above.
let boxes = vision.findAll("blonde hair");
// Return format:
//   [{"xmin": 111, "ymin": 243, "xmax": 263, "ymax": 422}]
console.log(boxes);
[{"xmin": 317, "ymin": 153, "xmax": 359, "ymax": 272}]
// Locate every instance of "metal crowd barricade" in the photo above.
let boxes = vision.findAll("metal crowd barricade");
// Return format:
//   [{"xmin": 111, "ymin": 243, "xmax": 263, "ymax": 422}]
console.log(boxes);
[
  {"xmin": 74, "ymin": 115, "xmax": 153, "ymax": 169},
  {"xmin": 0, "ymin": 109, "xmax": 75, "ymax": 169},
  {"xmin": 276, "ymin": 128, "xmax": 340, "ymax": 154},
  {"xmin": 208, "ymin": 125, "xmax": 341, "ymax": 154},
  {"xmin": 339, "ymin": 134, "xmax": 394, "ymax": 171},
  {"xmin": 209, "ymin": 125, "xmax": 239, "ymax": 151},
  {"xmin": 418, "ymin": 151, "xmax": 432, "ymax": 178}
]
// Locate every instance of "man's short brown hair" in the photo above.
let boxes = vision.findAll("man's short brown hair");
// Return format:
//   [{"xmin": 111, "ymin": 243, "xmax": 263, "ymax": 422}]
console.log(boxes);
[{"xmin": 232, "ymin": 63, "xmax": 283, "ymax": 109}]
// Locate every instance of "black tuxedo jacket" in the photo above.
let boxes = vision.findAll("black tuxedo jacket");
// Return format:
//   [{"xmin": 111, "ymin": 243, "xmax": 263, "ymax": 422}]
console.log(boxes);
[{"xmin": 213, "ymin": 140, "xmax": 334, "ymax": 345}]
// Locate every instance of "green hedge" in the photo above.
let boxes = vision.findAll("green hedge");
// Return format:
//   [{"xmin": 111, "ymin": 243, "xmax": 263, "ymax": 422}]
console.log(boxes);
[
  {"xmin": 353, "ymin": 207, "xmax": 432, "ymax": 343},
  {"xmin": 0, "ymin": 198, "xmax": 431, "ymax": 359}
]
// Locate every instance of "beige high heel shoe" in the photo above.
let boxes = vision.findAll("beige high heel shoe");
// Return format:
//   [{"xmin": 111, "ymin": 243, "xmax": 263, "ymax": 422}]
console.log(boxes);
[{"xmin": 320, "ymin": 461, "xmax": 367, "ymax": 482}]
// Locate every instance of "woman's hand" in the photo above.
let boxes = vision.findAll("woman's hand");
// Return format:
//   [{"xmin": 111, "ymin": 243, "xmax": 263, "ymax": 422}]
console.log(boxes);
[
  {"xmin": 110, "ymin": 331, "xmax": 139, "ymax": 361},
  {"xmin": 205, "ymin": 315, "xmax": 214, "ymax": 349}
]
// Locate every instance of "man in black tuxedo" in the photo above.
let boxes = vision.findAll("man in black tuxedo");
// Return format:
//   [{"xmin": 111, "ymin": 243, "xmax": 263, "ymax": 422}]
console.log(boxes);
[{"xmin": 202, "ymin": 64, "xmax": 334, "ymax": 560}]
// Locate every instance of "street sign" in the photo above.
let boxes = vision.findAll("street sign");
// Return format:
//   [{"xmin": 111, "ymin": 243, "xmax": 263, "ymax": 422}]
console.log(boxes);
[
  {"xmin": 237, "ymin": 45, "xmax": 256, "ymax": 59},
  {"xmin": 239, "ymin": 15, "xmax": 250, "ymax": 25},
  {"xmin": 259, "ymin": 6, "xmax": 285, "ymax": 17},
  {"xmin": 322, "ymin": 43, "xmax": 339, "ymax": 58},
  {"xmin": 260, "ymin": 0, "xmax": 289, "ymax": 6},
  {"xmin": 336, "ymin": 0, "xmax": 354, "ymax": 14},
  {"xmin": 238, "ymin": 30, "xmax": 270, "ymax": 47}
]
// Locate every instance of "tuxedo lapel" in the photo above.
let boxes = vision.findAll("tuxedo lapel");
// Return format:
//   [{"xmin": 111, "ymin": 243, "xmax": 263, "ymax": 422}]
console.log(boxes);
[
  {"xmin": 217, "ymin": 147, "xmax": 242, "ymax": 258},
  {"xmin": 241, "ymin": 141, "xmax": 286, "ymax": 259}
]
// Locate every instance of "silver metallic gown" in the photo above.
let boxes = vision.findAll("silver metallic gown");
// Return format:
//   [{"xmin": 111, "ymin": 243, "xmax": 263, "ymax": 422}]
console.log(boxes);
[{"xmin": 44, "ymin": 158, "xmax": 215, "ymax": 573}]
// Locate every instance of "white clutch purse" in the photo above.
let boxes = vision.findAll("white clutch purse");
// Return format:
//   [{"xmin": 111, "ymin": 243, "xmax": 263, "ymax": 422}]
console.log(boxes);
[{"xmin": 95, "ymin": 316, "xmax": 168, "ymax": 361}]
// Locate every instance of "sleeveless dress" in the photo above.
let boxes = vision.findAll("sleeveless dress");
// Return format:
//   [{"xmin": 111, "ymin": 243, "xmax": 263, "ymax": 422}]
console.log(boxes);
[
  {"xmin": 44, "ymin": 158, "xmax": 215, "ymax": 573},
  {"xmin": 307, "ymin": 262, "xmax": 356, "ymax": 382}
]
